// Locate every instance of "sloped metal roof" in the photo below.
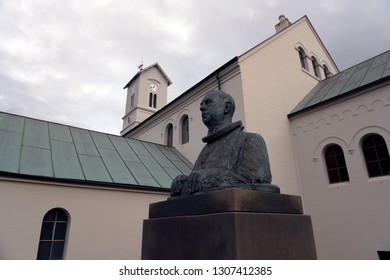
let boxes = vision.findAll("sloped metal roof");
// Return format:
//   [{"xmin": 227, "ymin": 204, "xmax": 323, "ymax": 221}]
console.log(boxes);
[
  {"xmin": 0, "ymin": 112, "xmax": 192, "ymax": 190},
  {"xmin": 289, "ymin": 50, "xmax": 390, "ymax": 118}
]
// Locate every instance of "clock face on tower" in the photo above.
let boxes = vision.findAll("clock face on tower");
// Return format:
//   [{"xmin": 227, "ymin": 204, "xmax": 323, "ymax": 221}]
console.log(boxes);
[{"xmin": 149, "ymin": 83, "xmax": 159, "ymax": 92}]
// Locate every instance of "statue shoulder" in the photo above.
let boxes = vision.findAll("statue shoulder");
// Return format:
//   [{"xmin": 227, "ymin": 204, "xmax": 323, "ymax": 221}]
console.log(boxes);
[{"xmin": 239, "ymin": 131, "xmax": 266, "ymax": 145}]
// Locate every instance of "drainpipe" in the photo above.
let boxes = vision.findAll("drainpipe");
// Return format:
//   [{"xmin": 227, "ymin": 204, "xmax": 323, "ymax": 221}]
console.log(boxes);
[{"xmin": 216, "ymin": 72, "xmax": 221, "ymax": 90}]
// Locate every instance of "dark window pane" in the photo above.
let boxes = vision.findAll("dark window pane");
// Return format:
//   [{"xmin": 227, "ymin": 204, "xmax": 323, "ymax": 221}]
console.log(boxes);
[
  {"xmin": 37, "ymin": 209, "xmax": 69, "ymax": 260},
  {"xmin": 373, "ymin": 135, "xmax": 385, "ymax": 146},
  {"xmin": 149, "ymin": 93, "xmax": 153, "ymax": 107},
  {"xmin": 325, "ymin": 156, "xmax": 337, "ymax": 169},
  {"xmin": 298, "ymin": 48, "xmax": 307, "ymax": 69},
  {"xmin": 51, "ymin": 242, "xmax": 65, "ymax": 260},
  {"xmin": 380, "ymin": 158, "xmax": 390, "ymax": 175},
  {"xmin": 378, "ymin": 251, "xmax": 390, "ymax": 260},
  {"xmin": 54, "ymin": 223, "xmax": 67, "ymax": 240},
  {"xmin": 43, "ymin": 210, "xmax": 56, "ymax": 221},
  {"xmin": 362, "ymin": 135, "xmax": 390, "ymax": 177},
  {"xmin": 327, "ymin": 169, "xmax": 339, "ymax": 184},
  {"xmin": 312, "ymin": 57, "xmax": 321, "ymax": 78},
  {"xmin": 166, "ymin": 124, "xmax": 173, "ymax": 147},
  {"xmin": 336, "ymin": 154, "xmax": 347, "ymax": 167},
  {"xmin": 153, "ymin": 94, "xmax": 157, "ymax": 108},
  {"xmin": 37, "ymin": 241, "xmax": 51, "ymax": 260},
  {"xmin": 181, "ymin": 115, "xmax": 189, "ymax": 144},
  {"xmin": 325, "ymin": 145, "xmax": 349, "ymax": 184},
  {"xmin": 39, "ymin": 222, "xmax": 54, "ymax": 240},
  {"xmin": 367, "ymin": 162, "xmax": 381, "ymax": 177},
  {"xmin": 363, "ymin": 137, "xmax": 374, "ymax": 148},
  {"xmin": 377, "ymin": 145, "xmax": 390, "ymax": 160},
  {"xmin": 323, "ymin": 65, "xmax": 331, "ymax": 78},
  {"xmin": 56, "ymin": 211, "xmax": 68, "ymax": 222},
  {"xmin": 364, "ymin": 147, "xmax": 377, "ymax": 161},
  {"xmin": 339, "ymin": 167, "xmax": 350, "ymax": 182}
]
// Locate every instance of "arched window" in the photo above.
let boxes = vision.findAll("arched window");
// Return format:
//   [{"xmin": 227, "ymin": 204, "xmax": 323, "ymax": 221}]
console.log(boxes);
[
  {"xmin": 165, "ymin": 123, "xmax": 173, "ymax": 147},
  {"xmin": 130, "ymin": 94, "xmax": 135, "ymax": 108},
  {"xmin": 311, "ymin": 56, "xmax": 321, "ymax": 78},
  {"xmin": 324, "ymin": 144, "xmax": 350, "ymax": 184},
  {"xmin": 149, "ymin": 92, "xmax": 153, "ymax": 107},
  {"xmin": 181, "ymin": 115, "xmax": 189, "ymax": 144},
  {"xmin": 37, "ymin": 208, "xmax": 69, "ymax": 260},
  {"xmin": 323, "ymin": 64, "xmax": 332, "ymax": 78},
  {"xmin": 298, "ymin": 47, "xmax": 308, "ymax": 70},
  {"xmin": 362, "ymin": 134, "xmax": 390, "ymax": 177},
  {"xmin": 153, "ymin": 94, "xmax": 157, "ymax": 108},
  {"xmin": 149, "ymin": 93, "xmax": 157, "ymax": 108}
]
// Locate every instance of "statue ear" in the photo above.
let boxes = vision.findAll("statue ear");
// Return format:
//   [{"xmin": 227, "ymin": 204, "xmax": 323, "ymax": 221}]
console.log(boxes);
[{"xmin": 224, "ymin": 101, "xmax": 232, "ymax": 114}]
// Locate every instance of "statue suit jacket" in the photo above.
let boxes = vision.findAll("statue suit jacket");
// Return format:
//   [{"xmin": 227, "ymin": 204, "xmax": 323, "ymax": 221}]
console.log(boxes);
[{"xmin": 193, "ymin": 121, "xmax": 272, "ymax": 189}]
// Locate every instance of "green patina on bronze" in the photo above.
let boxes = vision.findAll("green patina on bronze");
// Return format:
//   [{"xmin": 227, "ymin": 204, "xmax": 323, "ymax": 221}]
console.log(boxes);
[{"xmin": 171, "ymin": 90, "xmax": 279, "ymax": 197}]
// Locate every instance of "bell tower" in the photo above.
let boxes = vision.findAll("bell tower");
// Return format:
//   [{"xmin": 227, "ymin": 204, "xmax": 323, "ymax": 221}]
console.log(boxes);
[{"xmin": 121, "ymin": 63, "xmax": 172, "ymax": 136}]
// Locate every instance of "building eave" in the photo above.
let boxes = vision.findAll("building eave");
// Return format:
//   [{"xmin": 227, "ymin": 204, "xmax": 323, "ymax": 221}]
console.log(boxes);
[
  {"xmin": 0, "ymin": 171, "xmax": 171, "ymax": 193},
  {"xmin": 288, "ymin": 75, "xmax": 390, "ymax": 119}
]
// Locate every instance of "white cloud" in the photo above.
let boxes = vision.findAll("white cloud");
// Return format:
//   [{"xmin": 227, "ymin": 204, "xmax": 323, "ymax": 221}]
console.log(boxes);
[{"xmin": 0, "ymin": 0, "xmax": 389, "ymax": 135}]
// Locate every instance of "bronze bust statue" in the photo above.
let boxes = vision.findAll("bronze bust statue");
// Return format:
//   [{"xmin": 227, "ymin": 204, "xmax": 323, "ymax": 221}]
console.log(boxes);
[{"xmin": 171, "ymin": 90, "xmax": 279, "ymax": 197}]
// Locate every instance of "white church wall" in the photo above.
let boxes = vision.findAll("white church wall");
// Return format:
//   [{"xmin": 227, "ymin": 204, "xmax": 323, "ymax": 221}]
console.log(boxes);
[
  {"xmin": 289, "ymin": 84, "xmax": 390, "ymax": 259},
  {"xmin": 0, "ymin": 178, "xmax": 168, "ymax": 260},
  {"xmin": 238, "ymin": 17, "xmax": 338, "ymax": 195}
]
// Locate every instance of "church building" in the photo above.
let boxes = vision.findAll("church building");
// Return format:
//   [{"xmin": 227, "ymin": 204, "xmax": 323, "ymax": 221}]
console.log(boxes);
[
  {"xmin": 120, "ymin": 15, "xmax": 390, "ymax": 259},
  {"xmin": 0, "ymin": 15, "xmax": 389, "ymax": 260},
  {"xmin": 121, "ymin": 15, "xmax": 338, "ymax": 196}
]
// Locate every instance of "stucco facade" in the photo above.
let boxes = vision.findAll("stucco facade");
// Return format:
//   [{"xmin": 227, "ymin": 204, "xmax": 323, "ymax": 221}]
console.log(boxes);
[
  {"xmin": 0, "ymin": 177, "xmax": 168, "ymax": 259},
  {"xmin": 0, "ymin": 111, "xmax": 191, "ymax": 260},
  {"xmin": 238, "ymin": 17, "xmax": 337, "ymax": 194},
  {"xmin": 289, "ymin": 83, "xmax": 390, "ymax": 259}
]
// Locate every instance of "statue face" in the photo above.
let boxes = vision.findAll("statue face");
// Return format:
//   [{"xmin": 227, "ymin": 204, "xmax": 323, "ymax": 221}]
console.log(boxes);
[{"xmin": 200, "ymin": 93, "xmax": 226, "ymax": 128}]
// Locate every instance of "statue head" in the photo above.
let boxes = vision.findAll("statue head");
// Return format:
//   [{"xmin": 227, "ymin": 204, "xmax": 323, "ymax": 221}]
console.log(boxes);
[{"xmin": 200, "ymin": 90, "xmax": 235, "ymax": 130}]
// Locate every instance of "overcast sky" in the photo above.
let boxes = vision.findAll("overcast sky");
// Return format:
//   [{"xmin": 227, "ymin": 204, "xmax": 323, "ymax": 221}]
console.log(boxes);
[{"xmin": 1, "ymin": 0, "xmax": 389, "ymax": 135}]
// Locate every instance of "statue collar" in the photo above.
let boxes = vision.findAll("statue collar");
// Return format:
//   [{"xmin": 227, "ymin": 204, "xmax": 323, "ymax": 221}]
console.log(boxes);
[{"xmin": 202, "ymin": 121, "xmax": 243, "ymax": 143}]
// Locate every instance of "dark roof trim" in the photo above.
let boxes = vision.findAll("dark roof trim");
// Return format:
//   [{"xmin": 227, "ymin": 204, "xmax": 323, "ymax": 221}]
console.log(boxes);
[
  {"xmin": 122, "ymin": 56, "xmax": 239, "ymax": 137},
  {"xmin": 123, "ymin": 62, "xmax": 173, "ymax": 89},
  {"xmin": 0, "ymin": 171, "xmax": 171, "ymax": 193},
  {"xmin": 123, "ymin": 72, "xmax": 140, "ymax": 89},
  {"xmin": 303, "ymin": 15, "xmax": 339, "ymax": 73},
  {"xmin": 287, "ymin": 75, "xmax": 390, "ymax": 119}
]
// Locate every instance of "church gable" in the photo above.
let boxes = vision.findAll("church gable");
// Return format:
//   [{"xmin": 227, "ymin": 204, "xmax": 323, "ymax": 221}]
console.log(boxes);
[{"xmin": 123, "ymin": 62, "xmax": 172, "ymax": 90}]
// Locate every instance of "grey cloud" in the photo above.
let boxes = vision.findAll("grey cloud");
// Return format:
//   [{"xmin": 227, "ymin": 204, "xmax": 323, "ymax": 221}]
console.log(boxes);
[{"xmin": 0, "ymin": 0, "xmax": 389, "ymax": 135}]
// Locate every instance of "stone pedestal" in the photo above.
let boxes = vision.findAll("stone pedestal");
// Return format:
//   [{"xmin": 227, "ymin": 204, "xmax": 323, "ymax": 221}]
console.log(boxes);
[{"xmin": 141, "ymin": 188, "xmax": 317, "ymax": 260}]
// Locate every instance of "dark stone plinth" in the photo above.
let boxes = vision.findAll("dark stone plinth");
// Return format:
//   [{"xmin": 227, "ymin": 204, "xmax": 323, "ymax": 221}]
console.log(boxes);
[
  {"xmin": 149, "ymin": 187, "xmax": 303, "ymax": 219},
  {"xmin": 141, "ymin": 188, "xmax": 317, "ymax": 260}
]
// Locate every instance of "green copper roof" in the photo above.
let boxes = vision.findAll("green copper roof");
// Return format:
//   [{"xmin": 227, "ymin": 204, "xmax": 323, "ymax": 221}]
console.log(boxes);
[
  {"xmin": 289, "ymin": 50, "xmax": 390, "ymax": 118},
  {"xmin": 0, "ymin": 112, "xmax": 192, "ymax": 190}
]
